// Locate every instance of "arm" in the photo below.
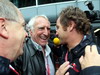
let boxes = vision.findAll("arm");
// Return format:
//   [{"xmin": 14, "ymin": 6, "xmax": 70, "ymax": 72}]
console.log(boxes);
[
  {"xmin": 79, "ymin": 45, "xmax": 100, "ymax": 75},
  {"xmin": 79, "ymin": 66, "xmax": 100, "ymax": 75}
]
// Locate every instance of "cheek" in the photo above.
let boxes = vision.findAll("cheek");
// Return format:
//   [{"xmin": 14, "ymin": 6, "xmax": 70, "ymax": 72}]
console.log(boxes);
[
  {"xmin": 58, "ymin": 30, "xmax": 62, "ymax": 35},
  {"xmin": 48, "ymin": 31, "xmax": 50, "ymax": 34},
  {"xmin": 10, "ymin": 29, "xmax": 24, "ymax": 50},
  {"xmin": 48, "ymin": 32, "xmax": 50, "ymax": 36},
  {"xmin": 15, "ymin": 31, "xmax": 24, "ymax": 47},
  {"xmin": 31, "ymin": 32, "xmax": 40, "ymax": 41},
  {"xmin": 33, "ymin": 30, "xmax": 41, "ymax": 36},
  {"xmin": 33, "ymin": 32, "xmax": 40, "ymax": 38}
]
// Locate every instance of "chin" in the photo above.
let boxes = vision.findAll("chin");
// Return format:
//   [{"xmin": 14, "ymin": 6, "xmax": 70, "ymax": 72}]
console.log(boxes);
[
  {"xmin": 40, "ymin": 43, "xmax": 46, "ymax": 46},
  {"xmin": 61, "ymin": 41, "xmax": 64, "ymax": 45}
]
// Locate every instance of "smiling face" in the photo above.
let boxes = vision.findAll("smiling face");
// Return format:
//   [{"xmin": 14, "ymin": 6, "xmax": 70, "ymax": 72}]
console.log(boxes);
[{"xmin": 30, "ymin": 17, "xmax": 50, "ymax": 46}]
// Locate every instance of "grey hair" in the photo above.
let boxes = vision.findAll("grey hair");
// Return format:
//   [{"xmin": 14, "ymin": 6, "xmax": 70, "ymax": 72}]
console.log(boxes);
[
  {"xmin": 27, "ymin": 15, "xmax": 48, "ymax": 31},
  {"xmin": 0, "ymin": 0, "xmax": 19, "ymax": 22}
]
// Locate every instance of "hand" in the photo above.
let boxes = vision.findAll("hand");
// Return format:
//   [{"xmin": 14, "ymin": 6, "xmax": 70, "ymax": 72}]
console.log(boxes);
[
  {"xmin": 56, "ymin": 61, "xmax": 70, "ymax": 75},
  {"xmin": 79, "ymin": 45, "xmax": 100, "ymax": 70}
]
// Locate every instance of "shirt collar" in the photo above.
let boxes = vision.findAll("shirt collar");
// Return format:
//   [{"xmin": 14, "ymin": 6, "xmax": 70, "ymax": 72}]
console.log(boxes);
[
  {"xmin": 31, "ymin": 38, "xmax": 42, "ymax": 51},
  {"xmin": 31, "ymin": 38, "xmax": 51, "ymax": 57},
  {"xmin": 71, "ymin": 34, "xmax": 92, "ymax": 56}
]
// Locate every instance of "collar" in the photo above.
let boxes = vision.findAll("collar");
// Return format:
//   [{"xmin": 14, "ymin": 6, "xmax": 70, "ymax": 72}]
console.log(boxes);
[
  {"xmin": 70, "ymin": 34, "xmax": 93, "ymax": 57},
  {"xmin": 28, "ymin": 38, "xmax": 51, "ymax": 57},
  {"xmin": 45, "ymin": 45, "xmax": 51, "ymax": 57},
  {"xmin": 31, "ymin": 38, "xmax": 42, "ymax": 51}
]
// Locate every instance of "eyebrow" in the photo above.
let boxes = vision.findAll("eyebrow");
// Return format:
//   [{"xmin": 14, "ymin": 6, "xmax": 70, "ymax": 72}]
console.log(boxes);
[{"xmin": 37, "ymin": 26, "xmax": 50, "ymax": 28}]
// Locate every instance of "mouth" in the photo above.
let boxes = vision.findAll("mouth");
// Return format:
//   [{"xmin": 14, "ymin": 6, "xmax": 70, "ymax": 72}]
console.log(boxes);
[{"xmin": 40, "ymin": 35, "xmax": 48, "ymax": 41}]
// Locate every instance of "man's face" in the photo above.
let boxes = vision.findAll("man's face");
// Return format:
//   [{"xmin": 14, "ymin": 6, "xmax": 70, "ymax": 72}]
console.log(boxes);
[
  {"xmin": 31, "ymin": 17, "xmax": 50, "ymax": 46},
  {"xmin": 56, "ymin": 17, "xmax": 69, "ymax": 44},
  {"xmin": 7, "ymin": 10, "xmax": 27, "ymax": 60}
]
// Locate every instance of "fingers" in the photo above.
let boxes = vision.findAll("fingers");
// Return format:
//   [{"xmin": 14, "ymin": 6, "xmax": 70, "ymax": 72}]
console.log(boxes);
[
  {"xmin": 91, "ymin": 45, "xmax": 98, "ymax": 54},
  {"xmin": 80, "ymin": 45, "xmax": 99, "ymax": 70},
  {"xmin": 56, "ymin": 61, "xmax": 70, "ymax": 75},
  {"xmin": 61, "ymin": 61, "xmax": 70, "ymax": 68},
  {"xmin": 65, "ymin": 72, "xmax": 69, "ymax": 75},
  {"xmin": 85, "ymin": 45, "xmax": 91, "ymax": 55},
  {"xmin": 85, "ymin": 45, "xmax": 98, "ymax": 54},
  {"xmin": 60, "ymin": 61, "xmax": 70, "ymax": 73},
  {"xmin": 79, "ymin": 55, "xmax": 83, "ymax": 63}
]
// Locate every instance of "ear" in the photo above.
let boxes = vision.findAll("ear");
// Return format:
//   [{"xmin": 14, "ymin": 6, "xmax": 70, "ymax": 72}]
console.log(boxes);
[
  {"xmin": 0, "ymin": 18, "xmax": 8, "ymax": 39},
  {"xmin": 29, "ymin": 29, "xmax": 32, "ymax": 34},
  {"xmin": 68, "ymin": 21, "xmax": 76, "ymax": 32},
  {"xmin": 29, "ymin": 29, "xmax": 33, "ymax": 36}
]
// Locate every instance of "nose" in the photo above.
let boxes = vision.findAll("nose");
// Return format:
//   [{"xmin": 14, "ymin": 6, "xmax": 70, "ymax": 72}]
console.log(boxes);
[
  {"xmin": 55, "ymin": 30, "xmax": 58, "ymax": 36},
  {"xmin": 44, "ymin": 28, "xmax": 50, "ymax": 36}
]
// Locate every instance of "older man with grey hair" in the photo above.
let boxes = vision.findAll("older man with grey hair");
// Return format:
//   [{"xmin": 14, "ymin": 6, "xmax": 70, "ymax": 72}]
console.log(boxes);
[{"xmin": 13, "ymin": 15, "xmax": 55, "ymax": 75}]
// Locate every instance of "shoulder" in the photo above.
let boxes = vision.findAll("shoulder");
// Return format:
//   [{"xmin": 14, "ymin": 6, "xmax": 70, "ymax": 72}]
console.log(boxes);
[
  {"xmin": 79, "ymin": 66, "xmax": 100, "ymax": 75},
  {"xmin": 0, "ymin": 56, "xmax": 10, "ymax": 75}
]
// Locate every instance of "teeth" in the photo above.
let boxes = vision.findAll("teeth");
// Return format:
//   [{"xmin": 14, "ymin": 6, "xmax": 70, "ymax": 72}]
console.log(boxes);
[{"xmin": 40, "ymin": 35, "xmax": 48, "ymax": 40}]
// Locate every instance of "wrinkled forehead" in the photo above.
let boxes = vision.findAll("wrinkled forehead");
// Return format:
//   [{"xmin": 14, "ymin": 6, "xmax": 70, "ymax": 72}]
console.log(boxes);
[
  {"xmin": 35, "ymin": 23, "xmax": 50, "ymax": 29},
  {"xmin": 37, "ymin": 17, "xmax": 50, "ymax": 23},
  {"xmin": 35, "ymin": 17, "xmax": 50, "ymax": 27}
]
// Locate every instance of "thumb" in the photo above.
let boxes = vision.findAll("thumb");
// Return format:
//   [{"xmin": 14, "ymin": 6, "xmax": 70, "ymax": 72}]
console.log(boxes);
[
  {"xmin": 65, "ymin": 72, "xmax": 69, "ymax": 75},
  {"xmin": 79, "ymin": 55, "xmax": 83, "ymax": 64}
]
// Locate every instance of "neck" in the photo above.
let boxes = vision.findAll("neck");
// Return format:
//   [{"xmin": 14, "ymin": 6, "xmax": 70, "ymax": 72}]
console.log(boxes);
[
  {"xmin": 67, "ymin": 33, "xmax": 84, "ymax": 51},
  {"xmin": 42, "ymin": 46, "xmax": 46, "ymax": 56}
]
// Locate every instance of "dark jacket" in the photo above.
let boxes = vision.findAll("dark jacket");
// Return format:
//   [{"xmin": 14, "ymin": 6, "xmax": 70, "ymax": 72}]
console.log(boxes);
[
  {"xmin": 0, "ymin": 56, "xmax": 19, "ymax": 75},
  {"xmin": 13, "ymin": 38, "xmax": 55, "ymax": 75},
  {"xmin": 0, "ymin": 56, "xmax": 10, "ymax": 75},
  {"xmin": 79, "ymin": 66, "xmax": 100, "ymax": 75},
  {"xmin": 60, "ymin": 34, "xmax": 100, "ymax": 75}
]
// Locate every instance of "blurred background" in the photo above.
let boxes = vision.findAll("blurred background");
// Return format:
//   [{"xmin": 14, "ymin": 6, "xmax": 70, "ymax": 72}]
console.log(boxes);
[{"xmin": 10, "ymin": 0, "xmax": 100, "ymax": 47}]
